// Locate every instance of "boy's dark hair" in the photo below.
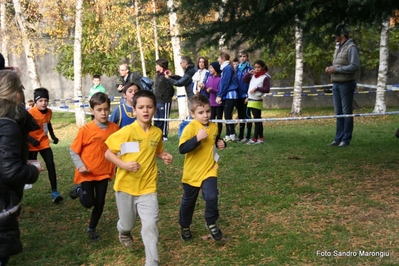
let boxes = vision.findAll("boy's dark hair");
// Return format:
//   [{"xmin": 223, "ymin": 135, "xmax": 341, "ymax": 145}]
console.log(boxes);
[
  {"xmin": 197, "ymin": 57, "xmax": 209, "ymax": 69},
  {"xmin": 233, "ymin": 58, "xmax": 239, "ymax": 63},
  {"xmin": 156, "ymin": 58, "xmax": 168, "ymax": 70},
  {"xmin": 89, "ymin": 92, "xmax": 110, "ymax": 109},
  {"xmin": 92, "ymin": 74, "xmax": 101, "ymax": 79},
  {"xmin": 133, "ymin": 90, "xmax": 156, "ymax": 108},
  {"xmin": 33, "ymin": 88, "xmax": 49, "ymax": 102},
  {"xmin": 123, "ymin": 82, "xmax": 140, "ymax": 94},
  {"xmin": 253, "ymin": 59, "xmax": 268, "ymax": 72},
  {"xmin": 189, "ymin": 94, "xmax": 210, "ymax": 112}
]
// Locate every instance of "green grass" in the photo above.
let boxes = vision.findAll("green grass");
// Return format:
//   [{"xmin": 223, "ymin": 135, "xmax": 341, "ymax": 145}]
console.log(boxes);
[{"xmin": 9, "ymin": 107, "xmax": 399, "ymax": 265}]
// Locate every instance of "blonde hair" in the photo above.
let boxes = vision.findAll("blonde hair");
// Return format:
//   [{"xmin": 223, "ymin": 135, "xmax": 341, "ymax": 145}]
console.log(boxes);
[{"xmin": 0, "ymin": 70, "xmax": 25, "ymax": 119}]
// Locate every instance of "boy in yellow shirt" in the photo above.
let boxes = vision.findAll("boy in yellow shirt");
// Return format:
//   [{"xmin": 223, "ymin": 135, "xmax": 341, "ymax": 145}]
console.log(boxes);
[
  {"xmin": 105, "ymin": 90, "xmax": 173, "ymax": 265},
  {"xmin": 178, "ymin": 94, "xmax": 226, "ymax": 241}
]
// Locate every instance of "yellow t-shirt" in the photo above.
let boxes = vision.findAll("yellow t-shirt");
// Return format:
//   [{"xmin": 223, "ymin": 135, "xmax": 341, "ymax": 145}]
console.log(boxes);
[
  {"xmin": 105, "ymin": 121, "xmax": 163, "ymax": 196},
  {"xmin": 179, "ymin": 120, "xmax": 219, "ymax": 187}
]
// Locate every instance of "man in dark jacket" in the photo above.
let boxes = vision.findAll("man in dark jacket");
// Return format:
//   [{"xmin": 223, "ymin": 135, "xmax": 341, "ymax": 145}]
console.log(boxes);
[
  {"xmin": 117, "ymin": 63, "xmax": 143, "ymax": 93},
  {"xmin": 165, "ymin": 56, "xmax": 196, "ymax": 100},
  {"xmin": 154, "ymin": 58, "xmax": 175, "ymax": 141}
]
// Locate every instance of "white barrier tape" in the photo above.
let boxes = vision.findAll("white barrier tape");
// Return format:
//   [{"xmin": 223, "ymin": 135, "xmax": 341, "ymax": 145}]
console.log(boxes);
[{"xmin": 151, "ymin": 111, "xmax": 399, "ymax": 124}]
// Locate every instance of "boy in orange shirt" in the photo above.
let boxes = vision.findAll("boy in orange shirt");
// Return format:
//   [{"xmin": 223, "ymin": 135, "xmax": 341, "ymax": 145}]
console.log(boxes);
[
  {"xmin": 69, "ymin": 92, "xmax": 119, "ymax": 241},
  {"xmin": 28, "ymin": 88, "xmax": 63, "ymax": 203}
]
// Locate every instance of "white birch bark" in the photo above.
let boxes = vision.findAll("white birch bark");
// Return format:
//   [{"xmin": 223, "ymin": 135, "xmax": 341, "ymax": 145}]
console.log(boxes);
[
  {"xmin": 291, "ymin": 17, "xmax": 303, "ymax": 115},
  {"xmin": 0, "ymin": 0, "xmax": 9, "ymax": 65},
  {"xmin": 152, "ymin": 0, "xmax": 159, "ymax": 60},
  {"xmin": 373, "ymin": 18, "xmax": 390, "ymax": 113},
  {"xmin": 134, "ymin": 0, "xmax": 146, "ymax": 77},
  {"xmin": 12, "ymin": 0, "xmax": 41, "ymax": 88},
  {"xmin": 167, "ymin": 0, "xmax": 187, "ymax": 119},
  {"xmin": 74, "ymin": 0, "xmax": 86, "ymax": 127}
]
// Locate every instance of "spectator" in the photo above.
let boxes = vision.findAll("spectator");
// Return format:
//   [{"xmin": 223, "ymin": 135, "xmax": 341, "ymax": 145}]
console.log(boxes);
[
  {"xmin": 0, "ymin": 70, "xmax": 42, "ymax": 266},
  {"xmin": 154, "ymin": 58, "xmax": 175, "ymax": 141},
  {"xmin": 215, "ymin": 52, "xmax": 239, "ymax": 142},
  {"xmin": 242, "ymin": 59, "xmax": 271, "ymax": 144},
  {"xmin": 192, "ymin": 57, "xmax": 209, "ymax": 98},
  {"xmin": 236, "ymin": 51, "xmax": 253, "ymax": 143},
  {"xmin": 117, "ymin": 63, "xmax": 143, "ymax": 93},
  {"xmin": 325, "ymin": 24, "xmax": 360, "ymax": 147},
  {"xmin": 165, "ymin": 56, "xmax": 196, "ymax": 100}
]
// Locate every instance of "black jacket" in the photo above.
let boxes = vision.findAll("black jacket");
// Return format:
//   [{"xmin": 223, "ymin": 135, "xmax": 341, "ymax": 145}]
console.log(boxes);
[
  {"xmin": 0, "ymin": 109, "xmax": 40, "ymax": 257},
  {"xmin": 154, "ymin": 71, "xmax": 175, "ymax": 103},
  {"xmin": 167, "ymin": 63, "xmax": 196, "ymax": 99}
]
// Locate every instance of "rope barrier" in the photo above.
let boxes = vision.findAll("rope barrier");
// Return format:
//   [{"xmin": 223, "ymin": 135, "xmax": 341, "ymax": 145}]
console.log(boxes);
[{"xmin": 151, "ymin": 111, "xmax": 399, "ymax": 124}]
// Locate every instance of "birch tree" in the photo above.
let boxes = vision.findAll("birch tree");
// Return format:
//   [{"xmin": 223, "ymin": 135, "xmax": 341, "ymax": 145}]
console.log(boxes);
[
  {"xmin": 74, "ymin": 0, "xmax": 86, "ymax": 127},
  {"xmin": 167, "ymin": 0, "xmax": 187, "ymax": 119},
  {"xmin": 152, "ymin": 0, "xmax": 159, "ymax": 60},
  {"xmin": 373, "ymin": 18, "xmax": 390, "ymax": 113},
  {"xmin": 291, "ymin": 17, "xmax": 304, "ymax": 115},
  {"xmin": 0, "ymin": 0, "xmax": 8, "ymax": 65},
  {"xmin": 12, "ymin": 0, "xmax": 41, "ymax": 88},
  {"xmin": 134, "ymin": 0, "xmax": 146, "ymax": 76}
]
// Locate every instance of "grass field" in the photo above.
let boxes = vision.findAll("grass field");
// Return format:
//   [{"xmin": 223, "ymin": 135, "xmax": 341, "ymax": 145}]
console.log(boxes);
[{"xmin": 8, "ymin": 107, "xmax": 399, "ymax": 266}]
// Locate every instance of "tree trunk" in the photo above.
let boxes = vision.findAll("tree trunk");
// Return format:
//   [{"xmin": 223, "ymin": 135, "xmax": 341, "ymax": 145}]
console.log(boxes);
[
  {"xmin": 0, "ymin": 0, "xmax": 9, "ymax": 65},
  {"xmin": 74, "ymin": 0, "xmax": 86, "ymax": 128},
  {"xmin": 167, "ymin": 0, "xmax": 187, "ymax": 119},
  {"xmin": 134, "ymin": 0, "xmax": 146, "ymax": 77},
  {"xmin": 152, "ymin": 0, "xmax": 159, "ymax": 60},
  {"xmin": 291, "ymin": 18, "xmax": 303, "ymax": 116},
  {"xmin": 373, "ymin": 18, "xmax": 390, "ymax": 113},
  {"xmin": 12, "ymin": 0, "xmax": 41, "ymax": 88}
]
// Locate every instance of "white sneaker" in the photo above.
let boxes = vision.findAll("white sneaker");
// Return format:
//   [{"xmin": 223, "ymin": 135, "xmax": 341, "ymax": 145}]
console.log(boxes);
[
  {"xmin": 239, "ymin": 138, "xmax": 249, "ymax": 143},
  {"xmin": 255, "ymin": 139, "xmax": 264, "ymax": 144},
  {"xmin": 246, "ymin": 139, "xmax": 255, "ymax": 145},
  {"xmin": 223, "ymin": 136, "xmax": 231, "ymax": 142},
  {"xmin": 163, "ymin": 137, "xmax": 168, "ymax": 141}
]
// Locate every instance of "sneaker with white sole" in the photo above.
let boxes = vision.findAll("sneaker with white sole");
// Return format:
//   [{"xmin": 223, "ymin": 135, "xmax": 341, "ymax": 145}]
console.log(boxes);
[
  {"xmin": 255, "ymin": 139, "xmax": 264, "ymax": 144},
  {"xmin": 223, "ymin": 136, "xmax": 231, "ymax": 142},
  {"xmin": 119, "ymin": 233, "xmax": 133, "ymax": 248},
  {"xmin": 246, "ymin": 139, "xmax": 256, "ymax": 145},
  {"xmin": 239, "ymin": 137, "xmax": 249, "ymax": 143},
  {"xmin": 180, "ymin": 227, "xmax": 192, "ymax": 241},
  {"xmin": 206, "ymin": 223, "xmax": 223, "ymax": 241}
]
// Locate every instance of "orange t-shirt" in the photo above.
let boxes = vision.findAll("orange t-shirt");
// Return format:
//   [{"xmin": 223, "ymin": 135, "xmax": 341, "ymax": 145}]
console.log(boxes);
[
  {"xmin": 28, "ymin": 106, "xmax": 52, "ymax": 151},
  {"xmin": 70, "ymin": 121, "xmax": 119, "ymax": 184}
]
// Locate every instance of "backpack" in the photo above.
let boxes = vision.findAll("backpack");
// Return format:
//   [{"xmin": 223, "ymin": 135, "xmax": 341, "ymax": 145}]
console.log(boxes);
[{"xmin": 141, "ymin": 77, "xmax": 154, "ymax": 92}]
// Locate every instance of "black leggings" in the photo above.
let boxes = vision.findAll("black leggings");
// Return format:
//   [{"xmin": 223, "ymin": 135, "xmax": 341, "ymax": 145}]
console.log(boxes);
[
  {"xmin": 28, "ymin": 148, "xmax": 57, "ymax": 191},
  {"xmin": 211, "ymin": 106, "xmax": 224, "ymax": 139},
  {"xmin": 223, "ymin": 99, "xmax": 237, "ymax": 136},
  {"xmin": 79, "ymin": 179, "xmax": 109, "ymax": 230},
  {"xmin": 246, "ymin": 107, "xmax": 263, "ymax": 140}
]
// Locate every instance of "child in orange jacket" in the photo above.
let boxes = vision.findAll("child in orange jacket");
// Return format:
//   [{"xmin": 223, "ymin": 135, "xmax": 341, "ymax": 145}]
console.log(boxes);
[{"xmin": 28, "ymin": 88, "xmax": 63, "ymax": 203}]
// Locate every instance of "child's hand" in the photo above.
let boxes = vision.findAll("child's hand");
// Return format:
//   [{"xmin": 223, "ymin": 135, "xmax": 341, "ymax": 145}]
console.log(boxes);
[
  {"xmin": 124, "ymin": 161, "xmax": 140, "ymax": 172},
  {"xmin": 78, "ymin": 165, "xmax": 90, "ymax": 174},
  {"xmin": 216, "ymin": 139, "xmax": 226, "ymax": 150},
  {"xmin": 197, "ymin": 128, "xmax": 208, "ymax": 141},
  {"xmin": 162, "ymin": 153, "xmax": 173, "ymax": 165},
  {"xmin": 53, "ymin": 137, "xmax": 59, "ymax": 144}
]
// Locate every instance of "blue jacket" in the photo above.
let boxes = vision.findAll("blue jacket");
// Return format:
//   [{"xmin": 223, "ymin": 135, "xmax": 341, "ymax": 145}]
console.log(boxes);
[
  {"xmin": 237, "ymin": 62, "xmax": 252, "ymax": 98},
  {"xmin": 217, "ymin": 64, "xmax": 238, "ymax": 99}
]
